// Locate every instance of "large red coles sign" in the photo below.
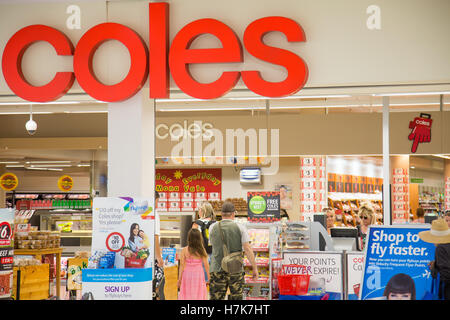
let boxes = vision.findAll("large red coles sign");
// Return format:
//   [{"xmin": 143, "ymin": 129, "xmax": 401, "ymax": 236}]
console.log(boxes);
[{"xmin": 1, "ymin": 2, "xmax": 308, "ymax": 102}]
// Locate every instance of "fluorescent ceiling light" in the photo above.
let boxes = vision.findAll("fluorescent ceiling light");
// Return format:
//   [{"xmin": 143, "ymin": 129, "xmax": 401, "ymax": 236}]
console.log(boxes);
[
  {"xmin": 157, "ymin": 101, "xmax": 449, "ymax": 112},
  {"xmin": 77, "ymin": 164, "xmax": 91, "ymax": 167},
  {"xmin": 0, "ymin": 161, "xmax": 20, "ymax": 164},
  {"xmin": 26, "ymin": 161, "xmax": 71, "ymax": 164},
  {"xmin": 229, "ymin": 94, "xmax": 352, "ymax": 100},
  {"xmin": 373, "ymin": 91, "xmax": 450, "ymax": 97},
  {"xmin": 0, "ymin": 101, "xmax": 81, "ymax": 106},
  {"xmin": 29, "ymin": 164, "xmax": 72, "ymax": 168},
  {"xmin": 156, "ymin": 98, "xmax": 206, "ymax": 102},
  {"xmin": 26, "ymin": 167, "xmax": 63, "ymax": 171},
  {"xmin": 433, "ymin": 154, "xmax": 450, "ymax": 160},
  {"xmin": 63, "ymin": 111, "xmax": 108, "ymax": 113},
  {"xmin": 0, "ymin": 112, "xmax": 54, "ymax": 115},
  {"xmin": 5, "ymin": 164, "xmax": 25, "ymax": 168}
]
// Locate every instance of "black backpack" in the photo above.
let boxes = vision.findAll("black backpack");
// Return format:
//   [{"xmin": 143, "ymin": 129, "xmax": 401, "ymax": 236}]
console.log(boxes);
[{"xmin": 194, "ymin": 219, "xmax": 216, "ymax": 254}]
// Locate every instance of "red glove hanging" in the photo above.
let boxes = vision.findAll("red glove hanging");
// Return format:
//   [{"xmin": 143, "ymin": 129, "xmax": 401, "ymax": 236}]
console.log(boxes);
[{"xmin": 408, "ymin": 113, "xmax": 432, "ymax": 153}]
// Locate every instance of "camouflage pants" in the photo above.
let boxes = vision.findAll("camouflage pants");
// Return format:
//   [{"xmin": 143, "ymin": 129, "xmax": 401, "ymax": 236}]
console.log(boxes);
[{"xmin": 209, "ymin": 271, "xmax": 244, "ymax": 300}]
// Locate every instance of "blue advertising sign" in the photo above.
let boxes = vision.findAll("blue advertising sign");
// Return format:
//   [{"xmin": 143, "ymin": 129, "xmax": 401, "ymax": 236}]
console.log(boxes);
[{"xmin": 360, "ymin": 225, "xmax": 435, "ymax": 300}]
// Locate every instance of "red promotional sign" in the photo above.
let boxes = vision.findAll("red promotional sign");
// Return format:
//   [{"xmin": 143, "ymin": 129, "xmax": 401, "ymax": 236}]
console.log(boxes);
[
  {"xmin": 2, "ymin": 2, "xmax": 308, "ymax": 102},
  {"xmin": 155, "ymin": 168, "xmax": 222, "ymax": 211},
  {"xmin": 156, "ymin": 168, "xmax": 222, "ymax": 193},
  {"xmin": 408, "ymin": 113, "xmax": 432, "ymax": 153}
]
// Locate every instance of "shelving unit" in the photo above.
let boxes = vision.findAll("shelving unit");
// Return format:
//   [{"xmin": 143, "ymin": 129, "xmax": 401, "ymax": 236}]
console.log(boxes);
[
  {"xmin": 243, "ymin": 223, "xmax": 276, "ymax": 301},
  {"xmin": 7, "ymin": 192, "xmax": 94, "ymax": 257}
]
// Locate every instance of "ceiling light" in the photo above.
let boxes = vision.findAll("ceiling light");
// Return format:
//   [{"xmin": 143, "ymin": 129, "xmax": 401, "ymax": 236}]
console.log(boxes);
[
  {"xmin": 29, "ymin": 164, "xmax": 72, "ymax": 168},
  {"xmin": 26, "ymin": 161, "xmax": 71, "ymax": 164},
  {"xmin": 229, "ymin": 94, "xmax": 352, "ymax": 100},
  {"xmin": 26, "ymin": 167, "xmax": 63, "ymax": 171},
  {"xmin": 373, "ymin": 91, "xmax": 450, "ymax": 97},
  {"xmin": 433, "ymin": 154, "xmax": 450, "ymax": 160},
  {"xmin": 0, "ymin": 101, "xmax": 81, "ymax": 106},
  {"xmin": 0, "ymin": 112, "xmax": 54, "ymax": 115},
  {"xmin": 0, "ymin": 161, "xmax": 20, "ymax": 164}
]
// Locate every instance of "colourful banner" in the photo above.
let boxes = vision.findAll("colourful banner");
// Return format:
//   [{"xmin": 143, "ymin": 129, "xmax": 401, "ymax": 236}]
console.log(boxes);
[
  {"xmin": 156, "ymin": 168, "xmax": 222, "ymax": 211},
  {"xmin": 360, "ymin": 225, "xmax": 436, "ymax": 300},
  {"xmin": 247, "ymin": 191, "xmax": 280, "ymax": 222}
]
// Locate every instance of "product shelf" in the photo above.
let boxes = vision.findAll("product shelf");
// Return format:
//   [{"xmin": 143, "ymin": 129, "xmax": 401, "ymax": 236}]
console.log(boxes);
[{"xmin": 244, "ymin": 276, "xmax": 270, "ymax": 284}]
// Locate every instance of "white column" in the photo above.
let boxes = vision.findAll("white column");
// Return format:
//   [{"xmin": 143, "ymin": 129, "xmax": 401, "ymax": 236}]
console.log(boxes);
[
  {"xmin": 382, "ymin": 96, "xmax": 391, "ymax": 225},
  {"xmin": 107, "ymin": 89, "xmax": 155, "ymax": 198}
]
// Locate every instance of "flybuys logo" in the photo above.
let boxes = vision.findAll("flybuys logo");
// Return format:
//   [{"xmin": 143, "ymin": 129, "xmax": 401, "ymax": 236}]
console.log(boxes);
[
  {"xmin": 249, "ymin": 196, "xmax": 266, "ymax": 214},
  {"xmin": 122, "ymin": 198, "xmax": 151, "ymax": 215}
]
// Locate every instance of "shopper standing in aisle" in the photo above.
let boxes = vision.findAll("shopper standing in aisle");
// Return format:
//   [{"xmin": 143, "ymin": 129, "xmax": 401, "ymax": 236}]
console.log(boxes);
[
  {"xmin": 192, "ymin": 202, "xmax": 216, "ymax": 255},
  {"xmin": 323, "ymin": 207, "xmax": 336, "ymax": 234},
  {"xmin": 192, "ymin": 202, "xmax": 216, "ymax": 283},
  {"xmin": 356, "ymin": 202, "xmax": 376, "ymax": 250},
  {"xmin": 153, "ymin": 191, "xmax": 165, "ymax": 300},
  {"xmin": 444, "ymin": 211, "xmax": 450, "ymax": 228},
  {"xmin": 208, "ymin": 201, "xmax": 258, "ymax": 300},
  {"xmin": 178, "ymin": 229, "xmax": 210, "ymax": 300},
  {"xmin": 419, "ymin": 218, "xmax": 450, "ymax": 300},
  {"xmin": 414, "ymin": 207, "xmax": 425, "ymax": 223}
]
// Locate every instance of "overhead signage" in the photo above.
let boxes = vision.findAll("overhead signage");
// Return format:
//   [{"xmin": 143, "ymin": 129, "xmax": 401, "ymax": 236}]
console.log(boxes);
[
  {"xmin": 408, "ymin": 113, "xmax": 432, "ymax": 153},
  {"xmin": 0, "ymin": 173, "xmax": 18, "ymax": 191},
  {"xmin": 2, "ymin": 2, "xmax": 308, "ymax": 102},
  {"xmin": 57, "ymin": 175, "xmax": 74, "ymax": 192},
  {"xmin": 360, "ymin": 225, "xmax": 436, "ymax": 300}
]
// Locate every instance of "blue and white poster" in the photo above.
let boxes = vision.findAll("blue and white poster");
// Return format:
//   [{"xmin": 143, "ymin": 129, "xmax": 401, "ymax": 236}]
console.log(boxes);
[
  {"xmin": 360, "ymin": 225, "xmax": 435, "ymax": 300},
  {"xmin": 82, "ymin": 197, "xmax": 155, "ymax": 300}
]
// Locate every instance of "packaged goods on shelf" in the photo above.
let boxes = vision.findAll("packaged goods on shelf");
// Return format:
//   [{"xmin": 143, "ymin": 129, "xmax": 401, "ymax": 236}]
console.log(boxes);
[
  {"xmin": 13, "ymin": 257, "xmax": 42, "ymax": 267},
  {"xmin": 14, "ymin": 231, "xmax": 61, "ymax": 249}
]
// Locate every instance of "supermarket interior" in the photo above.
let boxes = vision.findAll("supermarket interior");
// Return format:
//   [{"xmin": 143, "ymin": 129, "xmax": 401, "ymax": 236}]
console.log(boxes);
[{"xmin": 0, "ymin": 0, "xmax": 450, "ymax": 301}]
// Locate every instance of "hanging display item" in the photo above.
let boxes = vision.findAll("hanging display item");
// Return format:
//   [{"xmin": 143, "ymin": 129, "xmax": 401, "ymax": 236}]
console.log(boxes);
[
  {"xmin": 155, "ymin": 168, "xmax": 221, "ymax": 212},
  {"xmin": 408, "ymin": 113, "xmax": 432, "ymax": 153},
  {"xmin": 0, "ymin": 173, "xmax": 18, "ymax": 191},
  {"xmin": 57, "ymin": 175, "xmax": 74, "ymax": 192}
]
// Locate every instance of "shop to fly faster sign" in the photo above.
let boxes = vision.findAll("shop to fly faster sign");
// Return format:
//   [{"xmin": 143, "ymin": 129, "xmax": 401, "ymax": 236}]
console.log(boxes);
[{"xmin": 1, "ymin": 2, "xmax": 308, "ymax": 102}]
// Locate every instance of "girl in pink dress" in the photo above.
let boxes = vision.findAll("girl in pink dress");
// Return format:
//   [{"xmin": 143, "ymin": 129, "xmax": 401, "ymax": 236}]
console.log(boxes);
[{"xmin": 178, "ymin": 229, "xmax": 210, "ymax": 300}]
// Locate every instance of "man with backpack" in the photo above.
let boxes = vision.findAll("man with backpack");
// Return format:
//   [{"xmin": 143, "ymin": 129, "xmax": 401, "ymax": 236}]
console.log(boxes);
[{"xmin": 208, "ymin": 201, "xmax": 258, "ymax": 300}]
